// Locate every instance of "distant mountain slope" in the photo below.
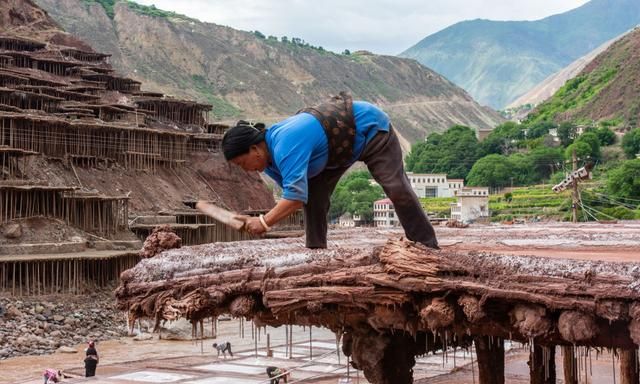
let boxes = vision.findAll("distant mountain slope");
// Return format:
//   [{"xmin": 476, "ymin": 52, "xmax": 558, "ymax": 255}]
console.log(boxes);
[
  {"xmin": 34, "ymin": 0, "xmax": 503, "ymax": 144},
  {"xmin": 507, "ymin": 32, "xmax": 625, "ymax": 110},
  {"xmin": 401, "ymin": 0, "xmax": 640, "ymax": 109},
  {"xmin": 527, "ymin": 27, "xmax": 640, "ymax": 126}
]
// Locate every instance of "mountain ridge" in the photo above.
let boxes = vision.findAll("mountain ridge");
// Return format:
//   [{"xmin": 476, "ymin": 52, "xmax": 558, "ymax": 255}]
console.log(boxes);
[
  {"xmin": 401, "ymin": 0, "xmax": 640, "ymax": 109},
  {"xmin": 34, "ymin": 0, "xmax": 504, "ymax": 144}
]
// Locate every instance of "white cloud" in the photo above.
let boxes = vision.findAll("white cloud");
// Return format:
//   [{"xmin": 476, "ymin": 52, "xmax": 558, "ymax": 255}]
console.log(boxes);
[{"xmin": 133, "ymin": 0, "xmax": 590, "ymax": 54}]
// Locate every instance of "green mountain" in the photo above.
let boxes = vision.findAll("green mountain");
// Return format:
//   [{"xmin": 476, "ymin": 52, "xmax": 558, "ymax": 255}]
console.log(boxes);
[
  {"xmin": 33, "ymin": 0, "xmax": 503, "ymax": 144},
  {"xmin": 527, "ymin": 27, "xmax": 640, "ymax": 127},
  {"xmin": 401, "ymin": 0, "xmax": 640, "ymax": 109}
]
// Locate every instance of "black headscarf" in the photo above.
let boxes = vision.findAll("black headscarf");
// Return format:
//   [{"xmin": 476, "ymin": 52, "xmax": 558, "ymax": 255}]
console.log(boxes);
[{"xmin": 222, "ymin": 120, "xmax": 266, "ymax": 160}]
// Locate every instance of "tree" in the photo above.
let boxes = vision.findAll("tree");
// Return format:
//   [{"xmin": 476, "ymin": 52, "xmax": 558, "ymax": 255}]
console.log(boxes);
[
  {"xmin": 622, "ymin": 128, "xmax": 640, "ymax": 159},
  {"xmin": 595, "ymin": 127, "xmax": 616, "ymax": 146},
  {"xmin": 342, "ymin": 49, "xmax": 351, "ymax": 55},
  {"xmin": 253, "ymin": 30, "xmax": 265, "ymax": 39},
  {"xmin": 574, "ymin": 131, "xmax": 601, "ymax": 161},
  {"xmin": 557, "ymin": 122, "xmax": 577, "ymax": 146},
  {"xmin": 528, "ymin": 146, "xmax": 564, "ymax": 180},
  {"xmin": 480, "ymin": 121, "xmax": 525, "ymax": 156},
  {"xmin": 527, "ymin": 121, "xmax": 556, "ymax": 139},
  {"xmin": 329, "ymin": 171, "xmax": 384, "ymax": 222},
  {"xmin": 405, "ymin": 125, "xmax": 481, "ymax": 179},
  {"xmin": 509, "ymin": 153, "xmax": 537, "ymax": 185},
  {"xmin": 281, "ymin": 36, "xmax": 289, "ymax": 43},
  {"xmin": 607, "ymin": 159, "xmax": 640, "ymax": 200},
  {"xmin": 466, "ymin": 154, "xmax": 513, "ymax": 188},
  {"xmin": 564, "ymin": 141, "xmax": 593, "ymax": 161}
]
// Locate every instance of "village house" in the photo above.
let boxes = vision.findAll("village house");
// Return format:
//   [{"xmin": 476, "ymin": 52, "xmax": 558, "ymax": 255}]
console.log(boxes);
[
  {"xmin": 373, "ymin": 198, "xmax": 399, "ymax": 228},
  {"xmin": 450, "ymin": 187, "xmax": 490, "ymax": 223},
  {"xmin": 407, "ymin": 172, "xmax": 464, "ymax": 198},
  {"xmin": 338, "ymin": 212, "xmax": 363, "ymax": 227}
]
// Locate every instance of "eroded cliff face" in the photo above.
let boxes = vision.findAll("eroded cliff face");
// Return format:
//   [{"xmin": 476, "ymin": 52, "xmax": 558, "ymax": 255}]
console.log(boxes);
[{"xmin": 34, "ymin": 0, "xmax": 503, "ymax": 144}]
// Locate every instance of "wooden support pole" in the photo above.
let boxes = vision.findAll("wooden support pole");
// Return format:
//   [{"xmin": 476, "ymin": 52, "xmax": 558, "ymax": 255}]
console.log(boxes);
[
  {"xmin": 621, "ymin": 348, "xmax": 639, "ymax": 384},
  {"xmin": 474, "ymin": 336, "xmax": 505, "ymax": 384},
  {"xmin": 562, "ymin": 346, "xmax": 578, "ymax": 384},
  {"xmin": 530, "ymin": 345, "xmax": 556, "ymax": 384}
]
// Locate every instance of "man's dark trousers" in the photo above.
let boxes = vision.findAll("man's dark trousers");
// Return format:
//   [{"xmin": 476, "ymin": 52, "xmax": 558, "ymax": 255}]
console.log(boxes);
[{"xmin": 304, "ymin": 125, "xmax": 438, "ymax": 249}]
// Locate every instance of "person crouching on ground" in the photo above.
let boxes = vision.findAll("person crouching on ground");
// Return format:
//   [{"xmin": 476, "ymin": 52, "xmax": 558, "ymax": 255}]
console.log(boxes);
[
  {"xmin": 222, "ymin": 92, "xmax": 438, "ymax": 249},
  {"xmin": 43, "ymin": 368, "xmax": 61, "ymax": 384},
  {"xmin": 266, "ymin": 366, "xmax": 290, "ymax": 384},
  {"xmin": 84, "ymin": 340, "xmax": 99, "ymax": 377},
  {"xmin": 212, "ymin": 341, "xmax": 233, "ymax": 358}
]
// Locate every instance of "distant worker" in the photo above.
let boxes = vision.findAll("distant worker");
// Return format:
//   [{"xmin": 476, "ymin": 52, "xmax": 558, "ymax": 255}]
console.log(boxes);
[
  {"xmin": 222, "ymin": 92, "xmax": 438, "ymax": 249},
  {"xmin": 212, "ymin": 341, "xmax": 233, "ymax": 358},
  {"xmin": 84, "ymin": 340, "xmax": 99, "ymax": 377},
  {"xmin": 43, "ymin": 368, "xmax": 61, "ymax": 384},
  {"xmin": 266, "ymin": 366, "xmax": 290, "ymax": 384}
]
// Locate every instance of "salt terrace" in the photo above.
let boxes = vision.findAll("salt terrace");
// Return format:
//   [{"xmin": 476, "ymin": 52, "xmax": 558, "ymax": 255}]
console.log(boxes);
[{"xmin": 115, "ymin": 223, "xmax": 640, "ymax": 384}]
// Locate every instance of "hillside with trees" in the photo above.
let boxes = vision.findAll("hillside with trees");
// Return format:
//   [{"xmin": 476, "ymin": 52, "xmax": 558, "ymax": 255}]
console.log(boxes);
[{"xmin": 527, "ymin": 27, "xmax": 640, "ymax": 128}]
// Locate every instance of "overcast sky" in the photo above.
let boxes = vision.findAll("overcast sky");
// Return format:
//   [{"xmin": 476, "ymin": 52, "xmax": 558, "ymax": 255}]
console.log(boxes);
[{"xmin": 134, "ymin": 0, "xmax": 590, "ymax": 55}]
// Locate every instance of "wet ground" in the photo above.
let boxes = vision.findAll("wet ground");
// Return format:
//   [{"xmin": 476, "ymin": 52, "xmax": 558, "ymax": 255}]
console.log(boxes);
[{"xmin": 2, "ymin": 318, "xmax": 626, "ymax": 384}]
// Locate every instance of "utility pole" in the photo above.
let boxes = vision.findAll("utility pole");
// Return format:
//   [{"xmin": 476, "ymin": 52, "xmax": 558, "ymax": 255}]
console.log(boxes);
[{"xmin": 571, "ymin": 149, "xmax": 578, "ymax": 223}]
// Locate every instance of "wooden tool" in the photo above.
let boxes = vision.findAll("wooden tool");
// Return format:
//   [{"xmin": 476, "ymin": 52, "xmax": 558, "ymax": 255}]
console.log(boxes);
[{"xmin": 195, "ymin": 201, "xmax": 246, "ymax": 231}]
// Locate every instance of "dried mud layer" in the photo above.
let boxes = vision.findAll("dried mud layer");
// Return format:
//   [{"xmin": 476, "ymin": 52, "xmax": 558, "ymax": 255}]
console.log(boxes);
[{"xmin": 116, "ymin": 223, "xmax": 640, "ymax": 384}]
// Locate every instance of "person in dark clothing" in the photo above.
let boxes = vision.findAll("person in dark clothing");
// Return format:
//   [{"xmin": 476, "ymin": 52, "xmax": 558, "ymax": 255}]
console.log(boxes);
[
  {"xmin": 212, "ymin": 341, "xmax": 233, "ymax": 358},
  {"xmin": 266, "ymin": 366, "xmax": 290, "ymax": 384},
  {"xmin": 84, "ymin": 340, "xmax": 99, "ymax": 377},
  {"xmin": 222, "ymin": 93, "xmax": 438, "ymax": 249}
]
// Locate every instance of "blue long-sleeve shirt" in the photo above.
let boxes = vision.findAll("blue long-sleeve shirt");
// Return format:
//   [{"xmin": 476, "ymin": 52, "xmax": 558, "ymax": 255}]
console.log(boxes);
[{"xmin": 264, "ymin": 101, "xmax": 390, "ymax": 203}]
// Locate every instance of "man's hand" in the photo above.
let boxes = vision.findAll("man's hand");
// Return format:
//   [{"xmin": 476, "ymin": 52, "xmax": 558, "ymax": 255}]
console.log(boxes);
[{"xmin": 234, "ymin": 215, "xmax": 266, "ymax": 236}]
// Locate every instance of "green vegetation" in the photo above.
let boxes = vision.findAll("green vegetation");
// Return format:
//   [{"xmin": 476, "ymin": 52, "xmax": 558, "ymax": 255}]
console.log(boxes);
[
  {"xmin": 400, "ymin": 111, "xmax": 639, "ymax": 222},
  {"xmin": 420, "ymin": 185, "xmax": 585, "ymax": 222},
  {"xmin": 407, "ymin": 123, "xmax": 564, "ymax": 189},
  {"xmin": 607, "ymin": 159, "xmax": 640, "ymax": 200},
  {"xmin": 81, "ymin": 0, "xmax": 116, "ymax": 18},
  {"xmin": 527, "ymin": 67, "xmax": 618, "ymax": 124},
  {"xmin": 405, "ymin": 125, "xmax": 481, "ymax": 179},
  {"xmin": 191, "ymin": 75, "xmax": 241, "ymax": 119},
  {"xmin": 330, "ymin": 171, "xmax": 384, "ymax": 223},
  {"xmin": 262, "ymin": 35, "xmax": 331, "ymax": 55},
  {"xmin": 125, "ymin": 1, "xmax": 195, "ymax": 21},
  {"xmin": 82, "ymin": 0, "xmax": 195, "ymax": 21},
  {"xmin": 622, "ymin": 128, "xmax": 640, "ymax": 159}
]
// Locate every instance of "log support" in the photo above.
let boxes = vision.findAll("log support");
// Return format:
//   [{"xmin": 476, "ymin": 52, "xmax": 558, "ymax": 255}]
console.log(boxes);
[
  {"xmin": 530, "ymin": 344, "xmax": 556, "ymax": 384},
  {"xmin": 621, "ymin": 348, "xmax": 639, "ymax": 384},
  {"xmin": 343, "ymin": 328, "xmax": 420, "ymax": 384},
  {"xmin": 475, "ymin": 335, "xmax": 504, "ymax": 384},
  {"xmin": 562, "ymin": 345, "xmax": 578, "ymax": 384}
]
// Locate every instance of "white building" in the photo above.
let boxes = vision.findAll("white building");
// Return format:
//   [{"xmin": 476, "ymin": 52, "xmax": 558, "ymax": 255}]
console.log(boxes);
[
  {"xmin": 406, "ymin": 172, "xmax": 464, "ymax": 198},
  {"xmin": 373, "ymin": 198, "xmax": 399, "ymax": 228},
  {"xmin": 338, "ymin": 213, "xmax": 362, "ymax": 227},
  {"xmin": 450, "ymin": 187, "xmax": 490, "ymax": 223}
]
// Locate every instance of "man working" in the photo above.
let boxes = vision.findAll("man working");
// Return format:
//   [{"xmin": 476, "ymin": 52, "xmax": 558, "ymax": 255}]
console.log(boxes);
[
  {"xmin": 212, "ymin": 341, "xmax": 233, "ymax": 358},
  {"xmin": 222, "ymin": 92, "xmax": 438, "ymax": 249}
]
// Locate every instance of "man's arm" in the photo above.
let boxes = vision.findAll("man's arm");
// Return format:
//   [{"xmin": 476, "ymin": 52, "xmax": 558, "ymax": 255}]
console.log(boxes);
[{"xmin": 243, "ymin": 199, "xmax": 303, "ymax": 235}]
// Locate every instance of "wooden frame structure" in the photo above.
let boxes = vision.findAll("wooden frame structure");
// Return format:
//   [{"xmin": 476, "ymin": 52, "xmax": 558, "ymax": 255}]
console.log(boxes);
[{"xmin": 0, "ymin": 252, "xmax": 139, "ymax": 295}]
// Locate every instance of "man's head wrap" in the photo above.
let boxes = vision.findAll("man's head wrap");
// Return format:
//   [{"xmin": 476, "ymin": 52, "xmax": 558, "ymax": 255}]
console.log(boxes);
[{"xmin": 222, "ymin": 120, "xmax": 266, "ymax": 160}]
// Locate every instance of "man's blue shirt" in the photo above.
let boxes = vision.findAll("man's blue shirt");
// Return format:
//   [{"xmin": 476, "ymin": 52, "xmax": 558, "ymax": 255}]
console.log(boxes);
[{"xmin": 264, "ymin": 101, "xmax": 390, "ymax": 203}]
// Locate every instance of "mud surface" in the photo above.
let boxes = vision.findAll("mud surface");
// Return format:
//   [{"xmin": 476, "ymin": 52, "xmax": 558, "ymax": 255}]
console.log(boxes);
[{"xmin": 139, "ymin": 225, "xmax": 182, "ymax": 258}]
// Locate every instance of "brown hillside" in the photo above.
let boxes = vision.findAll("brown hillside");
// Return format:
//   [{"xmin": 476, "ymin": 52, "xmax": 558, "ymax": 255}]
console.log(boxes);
[
  {"xmin": 34, "ymin": 0, "xmax": 504, "ymax": 144},
  {"xmin": 553, "ymin": 27, "xmax": 640, "ymax": 126},
  {"xmin": 0, "ymin": 0, "xmax": 274, "ymax": 248}
]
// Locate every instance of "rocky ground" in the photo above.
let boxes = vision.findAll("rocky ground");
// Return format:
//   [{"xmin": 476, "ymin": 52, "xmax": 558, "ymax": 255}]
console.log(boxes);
[{"xmin": 0, "ymin": 289, "xmax": 128, "ymax": 359}]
